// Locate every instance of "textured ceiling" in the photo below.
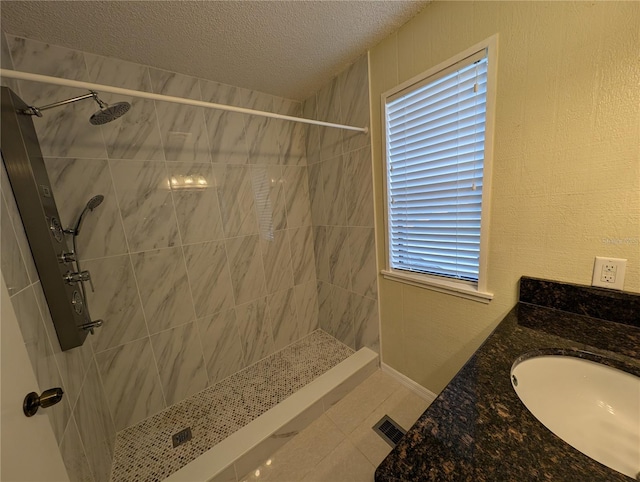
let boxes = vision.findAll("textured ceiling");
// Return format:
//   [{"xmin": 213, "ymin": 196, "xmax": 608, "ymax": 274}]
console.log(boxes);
[{"xmin": 0, "ymin": 1, "xmax": 428, "ymax": 100}]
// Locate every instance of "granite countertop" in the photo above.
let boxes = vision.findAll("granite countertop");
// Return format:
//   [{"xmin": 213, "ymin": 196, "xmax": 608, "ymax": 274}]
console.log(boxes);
[{"xmin": 375, "ymin": 278, "xmax": 640, "ymax": 482}]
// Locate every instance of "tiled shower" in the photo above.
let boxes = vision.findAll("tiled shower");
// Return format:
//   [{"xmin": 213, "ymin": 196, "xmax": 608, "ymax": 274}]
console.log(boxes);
[{"xmin": 0, "ymin": 32, "xmax": 378, "ymax": 481}]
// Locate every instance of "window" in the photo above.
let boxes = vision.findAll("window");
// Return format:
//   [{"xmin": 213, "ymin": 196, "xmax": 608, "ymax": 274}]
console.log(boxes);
[{"xmin": 381, "ymin": 37, "xmax": 497, "ymax": 303}]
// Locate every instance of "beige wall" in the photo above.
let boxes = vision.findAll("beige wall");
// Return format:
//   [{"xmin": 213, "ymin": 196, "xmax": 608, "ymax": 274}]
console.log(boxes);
[{"xmin": 369, "ymin": 1, "xmax": 640, "ymax": 393}]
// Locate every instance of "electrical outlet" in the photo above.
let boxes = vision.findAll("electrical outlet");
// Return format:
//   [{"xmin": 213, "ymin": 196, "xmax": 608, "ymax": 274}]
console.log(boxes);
[{"xmin": 592, "ymin": 257, "xmax": 626, "ymax": 290}]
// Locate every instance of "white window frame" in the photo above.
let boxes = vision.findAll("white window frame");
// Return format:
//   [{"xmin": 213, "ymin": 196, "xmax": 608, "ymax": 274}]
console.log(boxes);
[{"xmin": 380, "ymin": 35, "xmax": 498, "ymax": 304}]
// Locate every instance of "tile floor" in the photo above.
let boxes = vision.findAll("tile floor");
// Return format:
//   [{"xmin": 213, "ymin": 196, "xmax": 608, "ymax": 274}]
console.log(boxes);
[
  {"xmin": 240, "ymin": 370, "xmax": 433, "ymax": 482},
  {"xmin": 110, "ymin": 330, "xmax": 354, "ymax": 481}
]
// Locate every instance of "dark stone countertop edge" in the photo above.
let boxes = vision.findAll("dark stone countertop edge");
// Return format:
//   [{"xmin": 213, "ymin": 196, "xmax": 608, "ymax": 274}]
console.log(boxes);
[{"xmin": 375, "ymin": 303, "xmax": 640, "ymax": 482}]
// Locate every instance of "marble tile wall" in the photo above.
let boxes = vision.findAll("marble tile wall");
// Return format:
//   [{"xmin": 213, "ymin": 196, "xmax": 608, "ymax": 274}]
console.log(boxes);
[
  {"xmin": 303, "ymin": 55, "xmax": 381, "ymax": 353},
  {"xmin": 2, "ymin": 32, "xmax": 113, "ymax": 482},
  {"xmin": 1, "ymin": 32, "xmax": 319, "ymax": 480}
]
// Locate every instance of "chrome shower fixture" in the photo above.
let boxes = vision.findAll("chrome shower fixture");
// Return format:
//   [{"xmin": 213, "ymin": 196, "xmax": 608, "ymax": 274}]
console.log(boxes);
[
  {"xmin": 21, "ymin": 90, "xmax": 130, "ymax": 125},
  {"xmin": 65, "ymin": 194, "xmax": 104, "ymax": 236}
]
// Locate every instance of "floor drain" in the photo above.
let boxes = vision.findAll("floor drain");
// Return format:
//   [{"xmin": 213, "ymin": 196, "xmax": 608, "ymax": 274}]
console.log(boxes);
[
  {"xmin": 172, "ymin": 427, "xmax": 192, "ymax": 448},
  {"xmin": 373, "ymin": 415, "xmax": 406, "ymax": 448}
]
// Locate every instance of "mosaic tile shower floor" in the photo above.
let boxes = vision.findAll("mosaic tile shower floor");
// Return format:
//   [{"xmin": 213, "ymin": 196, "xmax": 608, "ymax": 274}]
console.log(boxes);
[{"xmin": 109, "ymin": 330, "xmax": 354, "ymax": 482}]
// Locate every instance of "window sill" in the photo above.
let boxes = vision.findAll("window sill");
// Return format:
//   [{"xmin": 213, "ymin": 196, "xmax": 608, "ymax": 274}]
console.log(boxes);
[{"xmin": 381, "ymin": 269, "xmax": 493, "ymax": 304}]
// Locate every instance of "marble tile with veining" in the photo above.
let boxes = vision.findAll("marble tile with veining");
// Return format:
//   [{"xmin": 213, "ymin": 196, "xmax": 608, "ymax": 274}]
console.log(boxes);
[
  {"xmin": 59, "ymin": 417, "xmax": 95, "ymax": 482},
  {"xmin": 43, "ymin": 157, "xmax": 128, "ymax": 259},
  {"xmin": 0, "ymin": 32, "xmax": 19, "ymax": 91},
  {"xmin": 95, "ymin": 338, "xmax": 166, "ymax": 431},
  {"xmin": 283, "ymin": 166, "xmax": 312, "ymax": 228},
  {"xmin": 166, "ymin": 162, "xmax": 224, "ymax": 244},
  {"xmin": 327, "ymin": 226, "xmax": 352, "ymax": 290},
  {"xmin": 103, "ymin": 96, "xmax": 164, "ymax": 161},
  {"xmin": 273, "ymin": 97, "xmax": 301, "ymax": 117},
  {"xmin": 351, "ymin": 293, "xmax": 380, "ymax": 352},
  {"xmin": 348, "ymin": 227, "xmax": 378, "ymax": 299},
  {"xmin": 260, "ymin": 229, "xmax": 294, "ymax": 294},
  {"xmin": 344, "ymin": 146, "xmax": 374, "ymax": 228},
  {"xmin": 200, "ymin": 80, "xmax": 250, "ymax": 165},
  {"xmin": 313, "ymin": 226, "xmax": 331, "ymax": 283},
  {"xmin": 307, "ymin": 162, "xmax": 327, "ymax": 226},
  {"xmin": 83, "ymin": 254, "xmax": 147, "ymax": 353},
  {"xmin": 74, "ymin": 361, "xmax": 116, "ymax": 482},
  {"xmin": 33, "ymin": 281, "xmax": 93, "ymax": 411},
  {"xmin": 317, "ymin": 280, "xmax": 332, "ymax": 331},
  {"xmin": 225, "ymin": 234, "xmax": 267, "ymax": 305},
  {"xmin": 10, "ymin": 285, "xmax": 44, "ymax": 354},
  {"xmin": 214, "ymin": 164, "xmax": 258, "ymax": 237},
  {"xmin": 295, "ymin": 281, "xmax": 320, "ymax": 336},
  {"xmin": 7, "ymin": 35, "xmax": 107, "ymax": 160},
  {"xmin": 277, "ymin": 120, "xmax": 307, "ymax": 166},
  {"xmin": 0, "ymin": 163, "xmax": 38, "ymax": 284},
  {"xmin": 10, "ymin": 284, "xmax": 71, "ymax": 445},
  {"xmin": 321, "ymin": 156, "xmax": 348, "ymax": 226},
  {"xmin": 206, "ymin": 108, "xmax": 250, "ymax": 164},
  {"xmin": 131, "ymin": 247, "xmax": 196, "ymax": 334},
  {"xmin": 85, "ymin": 53, "xmax": 152, "ymax": 92},
  {"xmin": 316, "ymin": 79, "xmax": 344, "ymax": 162},
  {"xmin": 197, "ymin": 309, "xmax": 244, "ymax": 385},
  {"xmin": 109, "ymin": 159, "xmax": 180, "ymax": 252},
  {"xmin": 243, "ymin": 89, "xmax": 274, "ymax": 112},
  {"xmin": 235, "ymin": 297, "xmax": 274, "ymax": 366},
  {"xmin": 78, "ymin": 361, "xmax": 118, "ymax": 455},
  {"xmin": 251, "ymin": 165, "xmax": 287, "ymax": 235},
  {"xmin": 149, "ymin": 68, "xmax": 210, "ymax": 163},
  {"xmin": 338, "ymin": 54, "xmax": 371, "ymax": 153},
  {"xmin": 183, "ymin": 241, "xmax": 235, "ymax": 318},
  {"xmin": 269, "ymin": 287, "xmax": 300, "ymax": 351},
  {"xmin": 327, "ymin": 285, "xmax": 355, "ymax": 349},
  {"xmin": 302, "ymin": 95, "xmax": 321, "ymax": 165},
  {"xmin": 288, "ymin": 226, "xmax": 316, "ymax": 285},
  {"xmin": 150, "ymin": 322, "xmax": 208, "ymax": 406},
  {"xmin": 85, "ymin": 54, "xmax": 165, "ymax": 162},
  {"xmin": 6, "ymin": 33, "xmax": 85, "ymax": 87},
  {"xmin": 245, "ymin": 118, "xmax": 280, "ymax": 165},
  {"xmin": 0, "ymin": 195, "xmax": 31, "ymax": 296},
  {"xmin": 244, "ymin": 91, "xmax": 280, "ymax": 165},
  {"xmin": 271, "ymin": 98, "xmax": 305, "ymax": 167},
  {"xmin": 203, "ymin": 79, "xmax": 254, "ymax": 109}
]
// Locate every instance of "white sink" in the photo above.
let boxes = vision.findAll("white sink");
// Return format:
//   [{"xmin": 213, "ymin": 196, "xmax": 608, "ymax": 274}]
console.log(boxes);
[{"xmin": 511, "ymin": 354, "xmax": 640, "ymax": 479}]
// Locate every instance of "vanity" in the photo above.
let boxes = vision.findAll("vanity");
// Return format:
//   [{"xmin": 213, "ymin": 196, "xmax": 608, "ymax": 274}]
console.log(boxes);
[{"xmin": 375, "ymin": 277, "xmax": 640, "ymax": 481}]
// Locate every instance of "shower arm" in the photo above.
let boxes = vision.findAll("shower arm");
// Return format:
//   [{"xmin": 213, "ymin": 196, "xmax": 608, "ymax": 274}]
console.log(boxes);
[
  {"xmin": 0, "ymin": 68, "xmax": 368, "ymax": 133},
  {"xmin": 22, "ymin": 91, "xmax": 100, "ymax": 117}
]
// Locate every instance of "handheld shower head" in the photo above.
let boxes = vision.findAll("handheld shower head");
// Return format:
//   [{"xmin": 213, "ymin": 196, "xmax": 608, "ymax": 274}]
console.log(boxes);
[
  {"xmin": 72, "ymin": 195, "xmax": 104, "ymax": 236},
  {"xmin": 85, "ymin": 195, "xmax": 105, "ymax": 211}
]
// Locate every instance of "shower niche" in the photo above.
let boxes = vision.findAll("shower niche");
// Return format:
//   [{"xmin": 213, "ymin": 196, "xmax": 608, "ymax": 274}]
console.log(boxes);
[{"xmin": 1, "ymin": 86, "xmax": 98, "ymax": 350}]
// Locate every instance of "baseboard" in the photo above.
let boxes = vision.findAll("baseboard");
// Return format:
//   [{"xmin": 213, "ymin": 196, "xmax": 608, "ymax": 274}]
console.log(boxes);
[{"xmin": 380, "ymin": 362, "xmax": 438, "ymax": 404}]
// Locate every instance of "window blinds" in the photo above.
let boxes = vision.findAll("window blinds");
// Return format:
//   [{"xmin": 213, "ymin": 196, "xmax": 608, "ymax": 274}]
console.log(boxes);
[{"xmin": 385, "ymin": 53, "xmax": 488, "ymax": 282}]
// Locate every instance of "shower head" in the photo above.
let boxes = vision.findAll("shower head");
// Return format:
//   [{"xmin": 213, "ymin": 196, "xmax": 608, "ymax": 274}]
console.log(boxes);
[
  {"xmin": 89, "ymin": 96, "xmax": 131, "ymax": 125},
  {"xmin": 22, "ymin": 91, "xmax": 131, "ymax": 125},
  {"xmin": 85, "ymin": 195, "xmax": 104, "ymax": 211},
  {"xmin": 69, "ymin": 194, "xmax": 104, "ymax": 236}
]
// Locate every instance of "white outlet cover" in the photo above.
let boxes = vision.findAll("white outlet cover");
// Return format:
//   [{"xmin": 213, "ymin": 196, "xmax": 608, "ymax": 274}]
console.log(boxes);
[{"xmin": 592, "ymin": 257, "xmax": 627, "ymax": 290}]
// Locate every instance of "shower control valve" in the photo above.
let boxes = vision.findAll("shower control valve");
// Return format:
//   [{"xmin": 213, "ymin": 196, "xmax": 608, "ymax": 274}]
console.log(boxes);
[
  {"xmin": 79, "ymin": 319, "xmax": 103, "ymax": 335},
  {"xmin": 64, "ymin": 270, "xmax": 91, "ymax": 284},
  {"xmin": 58, "ymin": 251, "xmax": 76, "ymax": 263}
]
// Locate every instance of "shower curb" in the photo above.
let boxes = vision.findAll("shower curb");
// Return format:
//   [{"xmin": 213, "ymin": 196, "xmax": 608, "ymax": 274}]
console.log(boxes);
[{"xmin": 165, "ymin": 347, "xmax": 379, "ymax": 482}]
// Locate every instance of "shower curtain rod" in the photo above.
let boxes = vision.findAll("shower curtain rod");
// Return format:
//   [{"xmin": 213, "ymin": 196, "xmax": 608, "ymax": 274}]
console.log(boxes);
[{"xmin": 0, "ymin": 69, "xmax": 368, "ymax": 134}]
